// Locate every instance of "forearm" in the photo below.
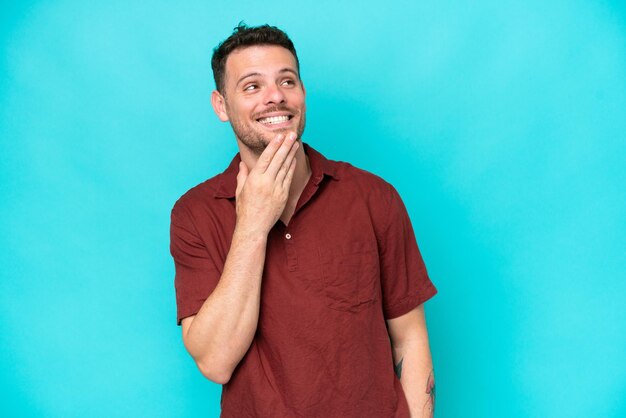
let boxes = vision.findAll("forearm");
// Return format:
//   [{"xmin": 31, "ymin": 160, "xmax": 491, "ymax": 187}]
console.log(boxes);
[
  {"xmin": 183, "ymin": 224, "xmax": 268, "ymax": 382},
  {"xmin": 181, "ymin": 134, "xmax": 299, "ymax": 383},
  {"xmin": 392, "ymin": 339, "xmax": 435, "ymax": 418}
]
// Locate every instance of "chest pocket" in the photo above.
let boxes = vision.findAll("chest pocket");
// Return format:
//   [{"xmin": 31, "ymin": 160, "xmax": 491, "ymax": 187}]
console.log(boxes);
[{"xmin": 318, "ymin": 241, "xmax": 380, "ymax": 312}]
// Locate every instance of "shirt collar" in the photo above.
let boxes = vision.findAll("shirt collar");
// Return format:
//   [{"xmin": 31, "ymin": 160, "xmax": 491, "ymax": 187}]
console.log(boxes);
[{"xmin": 214, "ymin": 143, "xmax": 340, "ymax": 199}]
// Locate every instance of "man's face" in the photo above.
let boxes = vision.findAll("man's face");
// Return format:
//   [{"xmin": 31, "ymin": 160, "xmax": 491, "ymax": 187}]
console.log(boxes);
[{"xmin": 212, "ymin": 45, "xmax": 306, "ymax": 154}]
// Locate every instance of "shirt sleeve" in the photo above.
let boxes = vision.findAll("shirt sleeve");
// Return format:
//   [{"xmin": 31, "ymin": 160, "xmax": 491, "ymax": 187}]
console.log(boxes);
[
  {"xmin": 170, "ymin": 201, "xmax": 222, "ymax": 325},
  {"xmin": 379, "ymin": 184, "xmax": 437, "ymax": 319}
]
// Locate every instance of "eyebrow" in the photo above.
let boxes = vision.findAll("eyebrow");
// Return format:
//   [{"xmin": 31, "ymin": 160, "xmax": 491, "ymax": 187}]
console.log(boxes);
[
  {"xmin": 235, "ymin": 68, "xmax": 299, "ymax": 87},
  {"xmin": 279, "ymin": 68, "xmax": 299, "ymax": 77},
  {"xmin": 236, "ymin": 72, "xmax": 261, "ymax": 87}
]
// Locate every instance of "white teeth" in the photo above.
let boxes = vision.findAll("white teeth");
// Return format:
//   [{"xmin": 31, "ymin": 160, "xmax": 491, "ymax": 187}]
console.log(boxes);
[{"xmin": 258, "ymin": 115, "xmax": 289, "ymax": 124}]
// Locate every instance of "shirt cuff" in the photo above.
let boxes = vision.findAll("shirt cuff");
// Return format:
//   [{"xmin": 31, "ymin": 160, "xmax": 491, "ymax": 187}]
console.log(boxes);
[{"xmin": 383, "ymin": 282, "xmax": 438, "ymax": 319}]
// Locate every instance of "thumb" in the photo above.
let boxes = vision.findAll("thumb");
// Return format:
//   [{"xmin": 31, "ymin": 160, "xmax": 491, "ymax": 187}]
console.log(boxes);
[{"xmin": 236, "ymin": 161, "xmax": 249, "ymax": 196}]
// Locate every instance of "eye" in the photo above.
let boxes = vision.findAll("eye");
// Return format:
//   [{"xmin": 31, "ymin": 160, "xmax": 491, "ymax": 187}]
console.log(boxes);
[
  {"xmin": 243, "ymin": 84, "xmax": 258, "ymax": 92},
  {"xmin": 281, "ymin": 78, "xmax": 296, "ymax": 87}
]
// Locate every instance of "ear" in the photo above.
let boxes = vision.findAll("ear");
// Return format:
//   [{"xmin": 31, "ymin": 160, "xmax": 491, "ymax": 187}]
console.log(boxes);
[{"xmin": 211, "ymin": 90, "xmax": 229, "ymax": 122}]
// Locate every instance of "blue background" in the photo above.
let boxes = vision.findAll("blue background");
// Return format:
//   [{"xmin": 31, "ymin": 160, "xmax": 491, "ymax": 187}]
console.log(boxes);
[{"xmin": 1, "ymin": 1, "xmax": 625, "ymax": 417}]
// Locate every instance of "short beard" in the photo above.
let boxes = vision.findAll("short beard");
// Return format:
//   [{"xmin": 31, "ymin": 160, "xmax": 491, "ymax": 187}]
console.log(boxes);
[{"xmin": 230, "ymin": 109, "xmax": 306, "ymax": 156}]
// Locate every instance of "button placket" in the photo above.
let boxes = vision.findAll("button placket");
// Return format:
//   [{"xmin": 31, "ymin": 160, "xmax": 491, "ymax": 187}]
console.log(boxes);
[{"xmin": 284, "ymin": 229, "xmax": 298, "ymax": 271}]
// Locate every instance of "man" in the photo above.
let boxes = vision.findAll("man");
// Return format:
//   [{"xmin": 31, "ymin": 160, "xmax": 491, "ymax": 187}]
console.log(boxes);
[{"xmin": 170, "ymin": 24, "xmax": 437, "ymax": 417}]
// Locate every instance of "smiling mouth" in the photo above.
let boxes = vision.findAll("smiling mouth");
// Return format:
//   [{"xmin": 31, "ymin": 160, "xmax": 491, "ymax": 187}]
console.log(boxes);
[{"xmin": 257, "ymin": 115, "xmax": 292, "ymax": 125}]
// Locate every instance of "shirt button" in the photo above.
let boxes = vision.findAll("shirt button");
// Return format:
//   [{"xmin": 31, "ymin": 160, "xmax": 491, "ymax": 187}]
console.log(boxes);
[{"xmin": 285, "ymin": 233, "xmax": 292, "ymax": 240}]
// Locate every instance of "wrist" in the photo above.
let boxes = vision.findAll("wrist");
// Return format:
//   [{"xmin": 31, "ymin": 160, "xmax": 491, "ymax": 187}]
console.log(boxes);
[{"xmin": 232, "ymin": 221, "xmax": 271, "ymax": 243}]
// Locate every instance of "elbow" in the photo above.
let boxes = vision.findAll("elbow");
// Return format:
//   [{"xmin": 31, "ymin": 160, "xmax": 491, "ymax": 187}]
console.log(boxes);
[
  {"xmin": 182, "ymin": 335, "xmax": 233, "ymax": 384},
  {"xmin": 196, "ymin": 359, "xmax": 233, "ymax": 385}
]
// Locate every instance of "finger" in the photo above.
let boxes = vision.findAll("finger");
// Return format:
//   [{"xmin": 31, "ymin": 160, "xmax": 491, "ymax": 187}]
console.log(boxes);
[
  {"xmin": 282, "ymin": 155, "xmax": 297, "ymax": 188},
  {"xmin": 255, "ymin": 134, "xmax": 285, "ymax": 173},
  {"xmin": 266, "ymin": 132, "xmax": 297, "ymax": 178},
  {"xmin": 276, "ymin": 140, "xmax": 299, "ymax": 184},
  {"xmin": 236, "ymin": 161, "xmax": 249, "ymax": 197}
]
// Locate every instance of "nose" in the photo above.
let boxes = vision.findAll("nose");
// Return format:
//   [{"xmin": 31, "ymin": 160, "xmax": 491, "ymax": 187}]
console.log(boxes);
[{"xmin": 263, "ymin": 83, "xmax": 286, "ymax": 105}]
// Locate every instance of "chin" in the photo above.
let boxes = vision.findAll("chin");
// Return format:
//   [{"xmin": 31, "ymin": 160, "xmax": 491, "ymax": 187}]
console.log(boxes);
[{"xmin": 238, "ymin": 137, "xmax": 270, "ymax": 155}]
